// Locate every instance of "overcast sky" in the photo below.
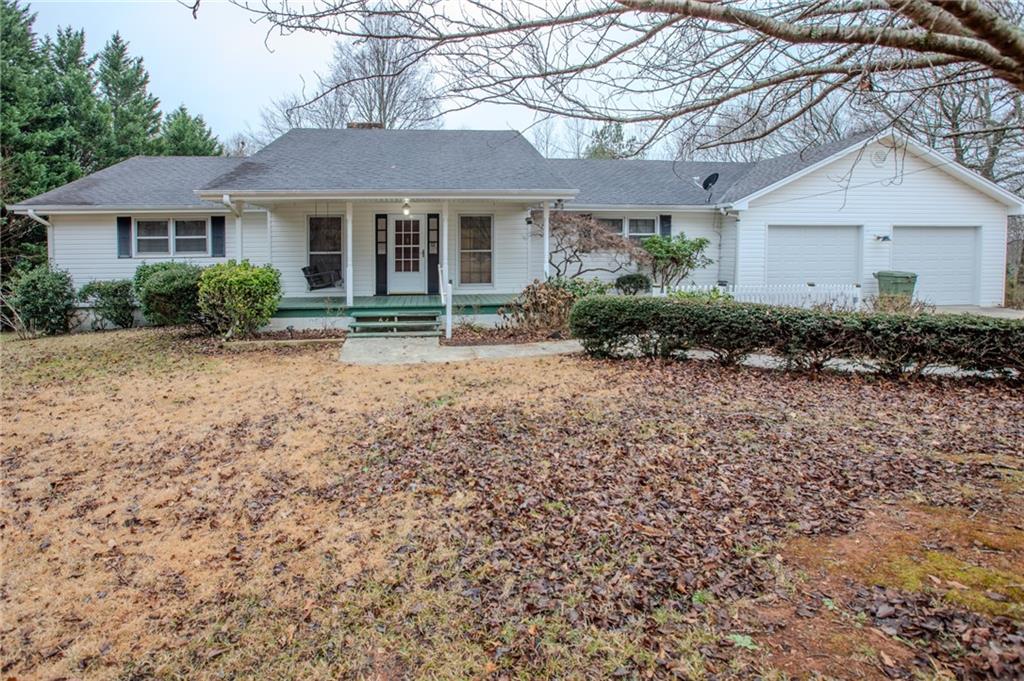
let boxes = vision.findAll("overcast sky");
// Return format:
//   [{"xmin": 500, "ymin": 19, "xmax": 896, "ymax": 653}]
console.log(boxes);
[{"xmin": 29, "ymin": 0, "xmax": 538, "ymax": 142}]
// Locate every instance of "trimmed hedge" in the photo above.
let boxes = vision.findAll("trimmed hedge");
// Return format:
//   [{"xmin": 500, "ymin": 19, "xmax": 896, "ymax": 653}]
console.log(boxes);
[
  {"xmin": 134, "ymin": 262, "xmax": 204, "ymax": 327},
  {"xmin": 568, "ymin": 296, "xmax": 1024, "ymax": 377},
  {"xmin": 79, "ymin": 279, "xmax": 136, "ymax": 329},
  {"xmin": 198, "ymin": 260, "xmax": 282, "ymax": 338}
]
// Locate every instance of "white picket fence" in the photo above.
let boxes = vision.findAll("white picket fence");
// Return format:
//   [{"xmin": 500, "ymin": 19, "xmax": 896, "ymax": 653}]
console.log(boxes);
[{"xmin": 666, "ymin": 283, "xmax": 863, "ymax": 310}]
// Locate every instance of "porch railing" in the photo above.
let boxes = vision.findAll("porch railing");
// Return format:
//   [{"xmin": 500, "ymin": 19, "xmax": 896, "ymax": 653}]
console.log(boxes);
[
  {"xmin": 438, "ymin": 264, "xmax": 453, "ymax": 338},
  {"xmin": 668, "ymin": 283, "xmax": 862, "ymax": 310}
]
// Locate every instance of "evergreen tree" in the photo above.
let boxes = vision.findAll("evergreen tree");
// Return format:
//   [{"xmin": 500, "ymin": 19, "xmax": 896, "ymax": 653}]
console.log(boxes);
[
  {"xmin": 157, "ymin": 105, "xmax": 223, "ymax": 156},
  {"xmin": 46, "ymin": 27, "xmax": 112, "ymax": 175},
  {"xmin": 1, "ymin": 0, "xmax": 64, "ymax": 273},
  {"xmin": 97, "ymin": 32, "xmax": 160, "ymax": 160},
  {"xmin": 584, "ymin": 122, "xmax": 644, "ymax": 160}
]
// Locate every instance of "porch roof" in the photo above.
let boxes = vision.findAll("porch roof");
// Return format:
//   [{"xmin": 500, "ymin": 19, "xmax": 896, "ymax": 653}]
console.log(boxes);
[{"xmin": 198, "ymin": 129, "xmax": 576, "ymax": 200}]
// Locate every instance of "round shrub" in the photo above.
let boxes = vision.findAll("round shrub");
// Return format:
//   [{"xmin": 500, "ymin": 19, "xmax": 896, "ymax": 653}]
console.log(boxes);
[
  {"xmin": 614, "ymin": 273, "xmax": 651, "ymax": 296},
  {"xmin": 198, "ymin": 260, "xmax": 282, "ymax": 338},
  {"xmin": 137, "ymin": 262, "xmax": 204, "ymax": 326},
  {"xmin": 79, "ymin": 279, "xmax": 136, "ymax": 329},
  {"xmin": 9, "ymin": 265, "xmax": 77, "ymax": 335}
]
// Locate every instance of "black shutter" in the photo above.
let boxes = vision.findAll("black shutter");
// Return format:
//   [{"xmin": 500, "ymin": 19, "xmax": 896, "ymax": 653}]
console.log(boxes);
[
  {"xmin": 211, "ymin": 215, "xmax": 226, "ymax": 257},
  {"xmin": 375, "ymin": 213, "xmax": 388, "ymax": 295},
  {"xmin": 117, "ymin": 216, "xmax": 132, "ymax": 258},
  {"xmin": 427, "ymin": 213, "xmax": 439, "ymax": 294},
  {"xmin": 659, "ymin": 214, "xmax": 672, "ymax": 238}
]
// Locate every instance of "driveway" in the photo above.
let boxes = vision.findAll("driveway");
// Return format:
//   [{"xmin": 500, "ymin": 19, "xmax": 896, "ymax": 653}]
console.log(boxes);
[{"xmin": 934, "ymin": 305, "xmax": 1024, "ymax": 319}]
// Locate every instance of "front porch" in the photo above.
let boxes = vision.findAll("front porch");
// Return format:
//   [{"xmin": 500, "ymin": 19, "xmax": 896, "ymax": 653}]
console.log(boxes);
[{"xmin": 274, "ymin": 293, "xmax": 518, "ymax": 318}]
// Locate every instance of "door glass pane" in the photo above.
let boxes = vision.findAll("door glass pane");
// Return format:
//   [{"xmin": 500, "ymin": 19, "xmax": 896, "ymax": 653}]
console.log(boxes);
[
  {"xmin": 309, "ymin": 217, "xmax": 342, "ymax": 252},
  {"xmin": 394, "ymin": 219, "xmax": 420, "ymax": 273}
]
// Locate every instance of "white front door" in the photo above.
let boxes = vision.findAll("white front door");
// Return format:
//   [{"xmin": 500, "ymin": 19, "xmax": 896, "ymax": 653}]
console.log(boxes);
[{"xmin": 388, "ymin": 215, "xmax": 427, "ymax": 293}]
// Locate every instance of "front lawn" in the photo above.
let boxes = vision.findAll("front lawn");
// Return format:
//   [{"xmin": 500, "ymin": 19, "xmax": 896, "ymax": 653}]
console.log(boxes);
[{"xmin": 2, "ymin": 329, "xmax": 1021, "ymax": 679}]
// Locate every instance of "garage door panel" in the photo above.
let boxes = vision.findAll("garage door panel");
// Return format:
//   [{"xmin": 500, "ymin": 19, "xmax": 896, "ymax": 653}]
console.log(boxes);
[
  {"xmin": 766, "ymin": 225, "xmax": 860, "ymax": 286},
  {"xmin": 892, "ymin": 226, "xmax": 976, "ymax": 305}
]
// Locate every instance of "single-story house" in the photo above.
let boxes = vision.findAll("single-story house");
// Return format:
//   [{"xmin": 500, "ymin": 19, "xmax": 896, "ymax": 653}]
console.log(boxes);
[{"xmin": 10, "ymin": 126, "xmax": 1023, "ymax": 334}]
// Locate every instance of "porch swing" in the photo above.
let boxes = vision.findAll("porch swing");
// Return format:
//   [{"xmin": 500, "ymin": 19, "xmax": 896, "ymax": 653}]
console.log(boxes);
[{"xmin": 303, "ymin": 201, "xmax": 344, "ymax": 290}]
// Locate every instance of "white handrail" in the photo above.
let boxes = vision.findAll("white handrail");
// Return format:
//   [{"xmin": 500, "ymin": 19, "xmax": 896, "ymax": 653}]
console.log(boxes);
[{"xmin": 438, "ymin": 264, "xmax": 453, "ymax": 338}]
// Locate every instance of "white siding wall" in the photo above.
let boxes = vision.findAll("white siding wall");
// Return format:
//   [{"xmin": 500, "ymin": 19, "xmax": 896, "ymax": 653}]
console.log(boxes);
[
  {"xmin": 50, "ymin": 211, "xmax": 269, "ymax": 287},
  {"xmin": 262, "ymin": 200, "xmax": 537, "ymax": 298},
  {"xmin": 736, "ymin": 141, "xmax": 1009, "ymax": 305},
  {"xmin": 718, "ymin": 215, "xmax": 738, "ymax": 284},
  {"xmin": 571, "ymin": 210, "xmax": 723, "ymax": 286}
]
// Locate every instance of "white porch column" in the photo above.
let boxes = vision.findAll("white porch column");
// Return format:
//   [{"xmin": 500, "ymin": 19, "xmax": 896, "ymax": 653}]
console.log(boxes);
[
  {"xmin": 441, "ymin": 200, "xmax": 449, "ymax": 280},
  {"xmin": 345, "ymin": 201, "xmax": 353, "ymax": 307},
  {"xmin": 542, "ymin": 202, "xmax": 551, "ymax": 279}
]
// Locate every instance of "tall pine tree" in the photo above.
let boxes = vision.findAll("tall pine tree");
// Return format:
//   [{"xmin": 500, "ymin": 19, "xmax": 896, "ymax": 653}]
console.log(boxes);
[
  {"xmin": 1, "ymin": 0, "xmax": 69, "ymax": 271},
  {"xmin": 47, "ymin": 27, "xmax": 112, "ymax": 176},
  {"xmin": 157, "ymin": 105, "xmax": 223, "ymax": 156},
  {"xmin": 97, "ymin": 32, "xmax": 160, "ymax": 161}
]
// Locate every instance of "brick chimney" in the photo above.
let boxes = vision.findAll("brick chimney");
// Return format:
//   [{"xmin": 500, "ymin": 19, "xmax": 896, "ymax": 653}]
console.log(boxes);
[{"xmin": 346, "ymin": 122, "xmax": 384, "ymax": 129}]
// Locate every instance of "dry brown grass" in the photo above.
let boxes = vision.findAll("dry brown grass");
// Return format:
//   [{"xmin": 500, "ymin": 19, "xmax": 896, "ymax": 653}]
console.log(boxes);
[{"xmin": 1, "ymin": 328, "xmax": 1021, "ymax": 679}]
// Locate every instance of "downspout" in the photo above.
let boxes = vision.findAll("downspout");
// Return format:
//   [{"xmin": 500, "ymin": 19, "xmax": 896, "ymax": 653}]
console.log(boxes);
[
  {"xmin": 221, "ymin": 194, "xmax": 244, "ymax": 260},
  {"xmin": 27, "ymin": 209, "xmax": 54, "ymax": 261}
]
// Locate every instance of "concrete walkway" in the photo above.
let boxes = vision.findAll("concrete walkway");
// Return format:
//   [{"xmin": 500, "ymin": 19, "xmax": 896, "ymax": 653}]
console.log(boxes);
[
  {"xmin": 935, "ymin": 305, "xmax": 1024, "ymax": 319},
  {"xmin": 339, "ymin": 336, "xmax": 582, "ymax": 365}
]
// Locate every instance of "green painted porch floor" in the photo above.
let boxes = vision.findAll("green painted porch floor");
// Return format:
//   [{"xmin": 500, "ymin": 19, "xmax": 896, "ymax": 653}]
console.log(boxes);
[{"xmin": 275, "ymin": 293, "xmax": 517, "ymax": 317}]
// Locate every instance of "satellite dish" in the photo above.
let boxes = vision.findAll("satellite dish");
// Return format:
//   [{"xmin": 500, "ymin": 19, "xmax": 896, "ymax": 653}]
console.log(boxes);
[{"xmin": 701, "ymin": 173, "xmax": 720, "ymax": 192}]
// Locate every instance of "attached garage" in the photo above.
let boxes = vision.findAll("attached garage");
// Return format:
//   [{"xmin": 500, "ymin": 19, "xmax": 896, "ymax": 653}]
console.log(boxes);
[
  {"xmin": 892, "ymin": 226, "xmax": 978, "ymax": 305},
  {"xmin": 766, "ymin": 225, "xmax": 861, "ymax": 286}
]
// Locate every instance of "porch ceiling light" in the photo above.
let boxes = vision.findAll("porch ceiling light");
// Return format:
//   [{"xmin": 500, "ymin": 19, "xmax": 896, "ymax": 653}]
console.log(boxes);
[{"xmin": 402, "ymin": 200, "xmax": 410, "ymax": 216}]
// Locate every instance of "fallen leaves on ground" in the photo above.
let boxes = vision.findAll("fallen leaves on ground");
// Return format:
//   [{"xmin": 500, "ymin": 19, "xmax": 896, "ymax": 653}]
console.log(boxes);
[{"xmin": 2, "ymin": 330, "xmax": 1022, "ymax": 679}]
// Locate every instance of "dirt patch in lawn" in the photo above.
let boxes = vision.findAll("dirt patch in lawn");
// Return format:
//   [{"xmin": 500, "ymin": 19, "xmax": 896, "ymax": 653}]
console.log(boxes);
[
  {"xmin": 749, "ymin": 500, "xmax": 1024, "ymax": 679},
  {"xmin": 440, "ymin": 323, "xmax": 568, "ymax": 346},
  {"xmin": 246, "ymin": 328, "xmax": 348, "ymax": 341},
  {"xmin": 2, "ymin": 329, "xmax": 1022, "ymax": 679}
]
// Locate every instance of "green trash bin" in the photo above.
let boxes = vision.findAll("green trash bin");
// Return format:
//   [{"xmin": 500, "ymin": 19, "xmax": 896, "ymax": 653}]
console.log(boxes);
[{"xmin": 873, "ymin": 270, "xmax": 917, "ymax": 297}]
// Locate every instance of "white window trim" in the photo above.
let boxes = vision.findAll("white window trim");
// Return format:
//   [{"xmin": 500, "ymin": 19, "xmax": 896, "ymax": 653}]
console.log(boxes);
[
  {"xmin": 457, "ymin": 213, "xmax": 495, "ymax": 287},
  {"xmin": 306, "ymin": 215, "xmax": 345, "ymax": 289},
  {"xmin": 132, "ymin": 216, "xmax": 211, "ymax": 258},
  {"xmin": 627, "ymin": 216, "xmax": 658, "ymax": 238}
]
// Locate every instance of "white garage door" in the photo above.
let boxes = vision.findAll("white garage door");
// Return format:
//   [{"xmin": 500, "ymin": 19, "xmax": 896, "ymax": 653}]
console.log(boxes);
[
  {"xmin": 892, "ymin": 226, "xmax": 977, "ymax": 305},
  {"xmin": 766, "ymin": 225, "xmax": 860, "ymax": 285}
]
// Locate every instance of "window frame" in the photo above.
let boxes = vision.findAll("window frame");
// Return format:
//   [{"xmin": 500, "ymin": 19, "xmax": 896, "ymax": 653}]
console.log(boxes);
[
  {"xmin": 457, "ymin": 213, "xmax": 495, "ymax": 287},
  {"xmin": 306, "ymin": 214, "xmax": 344, "ymax": 288},
  {"xmin": 132, "ymin": 216, "xmax": 211, "ymax": 258},
  {"xmin": 627, "ymin": 217, "xmax": 658, "ymax": 240}
]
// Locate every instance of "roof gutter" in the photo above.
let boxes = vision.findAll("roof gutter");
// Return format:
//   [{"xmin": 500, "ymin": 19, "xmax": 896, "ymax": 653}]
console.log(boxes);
[{"xmin": 195, "ymin": 189, "xmax": 578, "ymax": 202}]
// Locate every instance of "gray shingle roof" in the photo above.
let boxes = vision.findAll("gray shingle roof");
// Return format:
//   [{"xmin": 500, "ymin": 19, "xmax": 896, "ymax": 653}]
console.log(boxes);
[
  {"xmin": 550, "ymin": 158, "xmax": 753, "ymax": 206},
  {"xmin": 551, "ymin": 129, "xmax": 882, "ymax": 207},
  {"xmin": 10, "ymin": 129, "xmax": 884, "ymax": 211},
  {"xmin": 201, "ymin": 128, "xmax": 575, "ymax": 194},
  {"xmin": 13, "ymin": 156, "xmax": 244, "ymax": 208}
]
